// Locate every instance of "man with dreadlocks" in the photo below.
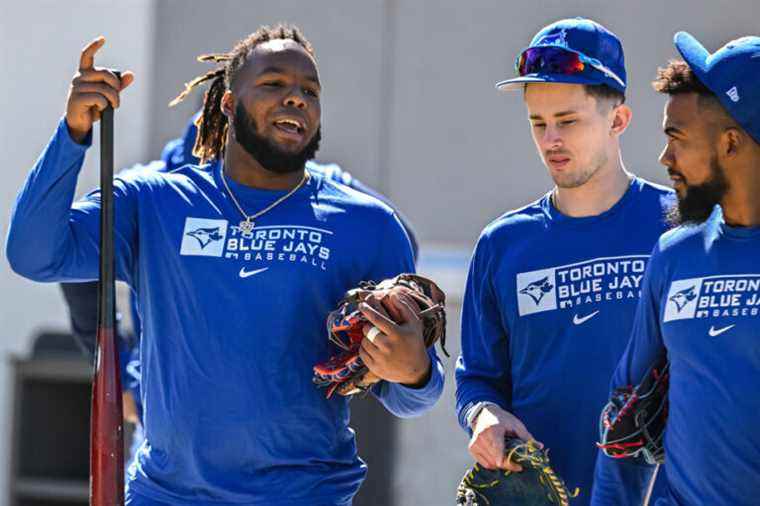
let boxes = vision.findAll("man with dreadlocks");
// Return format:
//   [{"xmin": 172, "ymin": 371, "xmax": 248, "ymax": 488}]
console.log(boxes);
[
  {"xmin": 7, "ymin": 25, "xmax": 444, "ymax": 505},
  {"xmin": 56, "ymin": 110, "xmax": 422, "ymax": 477}
]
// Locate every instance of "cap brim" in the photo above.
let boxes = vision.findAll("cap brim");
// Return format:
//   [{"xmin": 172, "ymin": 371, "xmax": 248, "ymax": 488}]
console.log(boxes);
[
  {"xmin": 496, "ymin": 73, "xmax": 606, "ymax": 91},
  {"xmin": 674, "ymin": 31, "xmax": 711, "ymax": 83}
]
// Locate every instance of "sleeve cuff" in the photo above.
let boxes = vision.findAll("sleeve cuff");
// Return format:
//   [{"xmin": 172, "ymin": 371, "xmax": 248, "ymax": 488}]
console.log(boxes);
[
  {"xmin": 59, "ymin": 117, "xmax": 93, "ymax": 149},
  {"xmin": 463, "ymin": 401, "xmax": 501, "ymax": 430},
  {"xmin": 393, "ymin": 353, "xmax": 444, "ymax": 398},
  {"xmin": 457, "ymin": 393, "xmax": 511, "ymax": 433}
]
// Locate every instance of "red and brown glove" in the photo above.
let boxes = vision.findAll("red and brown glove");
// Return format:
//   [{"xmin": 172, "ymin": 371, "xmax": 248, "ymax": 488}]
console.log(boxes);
[{"xmin": 313, "ymin": 273, "xmax": 447, "ymax": 398}]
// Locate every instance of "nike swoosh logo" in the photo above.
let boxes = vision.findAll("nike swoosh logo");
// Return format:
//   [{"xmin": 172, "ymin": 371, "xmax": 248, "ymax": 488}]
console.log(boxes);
[
  {"xmin": 752, "ymin": 52, "xmax": 760, "ymax": 59},
  {"xmin": 573, "ymin": 310, "xmax": 600, "ymax": 325},
  {"xmin": 239, "ymin": 267, "xmax": 269, "ymax": 278},
  {"xmin": 708, "ymin": 324, "xmax": 735, "ymax": 337}
]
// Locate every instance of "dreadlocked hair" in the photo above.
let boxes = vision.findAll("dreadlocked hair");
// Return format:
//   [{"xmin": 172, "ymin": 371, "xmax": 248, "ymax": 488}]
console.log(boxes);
[{"xmin": 169, "ymin": 24, "xmax": 315, "ymax": 163}]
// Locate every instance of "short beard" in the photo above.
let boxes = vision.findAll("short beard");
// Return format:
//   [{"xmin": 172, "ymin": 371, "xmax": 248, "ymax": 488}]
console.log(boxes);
[
  {"xmin": 666, "ymin": 156, "xmax": 728, "ymax": 227},
  {"xmin": 551, "ymin": 149, "xmax": 608, "ymax": 189},
  {"xmin": 232, "ymin": 102, "xmax": 321, "ymax": 174}
]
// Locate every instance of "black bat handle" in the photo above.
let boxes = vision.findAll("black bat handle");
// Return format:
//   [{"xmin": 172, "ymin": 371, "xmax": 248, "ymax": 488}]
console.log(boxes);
[
  {"xmin": 98, "ymin": 104, "xmax": 115, "ymax": 329},
  {"xmin": 98, "ymin": 69, "xmax": 119, "ymax": 330}
]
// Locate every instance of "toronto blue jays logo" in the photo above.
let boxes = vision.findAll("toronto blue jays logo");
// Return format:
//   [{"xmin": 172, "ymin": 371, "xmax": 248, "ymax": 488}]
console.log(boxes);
[
  {"xmin": 186, "ymin": 226, "xmax": 224, "ymax": 249},
  {"xmin": 537, "ymin": 29, "xmax": 568, "ymax": 48},
  {"xmin": 669, "ymin": 285, "xmax": 697, "ymax": 312},
  {"xmin": 519, "ymin": 276, "xmax": 554, "ymax": 305}
]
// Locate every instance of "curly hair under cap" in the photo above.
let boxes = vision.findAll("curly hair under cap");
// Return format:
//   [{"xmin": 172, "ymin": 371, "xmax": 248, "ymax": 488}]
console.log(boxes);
[
  {"xmin": 652, "ymin": 59, "xmax": 746, "ymax": 133},
  {"xmin": 652, "ymin": 60, "xmax": 713, "ymax": 96}
]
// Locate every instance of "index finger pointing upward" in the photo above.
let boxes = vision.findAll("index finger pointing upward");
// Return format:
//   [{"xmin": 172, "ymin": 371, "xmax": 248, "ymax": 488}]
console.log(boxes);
[{"xmin": 80, "ymin": 36, "xmax": 106, "ymax": 70}]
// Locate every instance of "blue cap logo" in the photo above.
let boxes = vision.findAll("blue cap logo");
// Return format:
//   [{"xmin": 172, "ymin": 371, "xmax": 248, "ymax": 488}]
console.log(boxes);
[
  {"xmin": 536, "ymin": 29, "xmax": 568, "ymax": 48},
  {"xmin": 726, "ymin": 86, "xmax": 740, "ymax": 103}
]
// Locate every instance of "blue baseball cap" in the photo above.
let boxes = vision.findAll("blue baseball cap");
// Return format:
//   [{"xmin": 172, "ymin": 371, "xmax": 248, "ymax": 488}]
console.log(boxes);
[
  {"xmin": 674, "ymin": 31, "xmax": 760, "ymax": 145},
  {"xmin": 497, "ymin": 17, "xmax": 627, "ymax": 93}
]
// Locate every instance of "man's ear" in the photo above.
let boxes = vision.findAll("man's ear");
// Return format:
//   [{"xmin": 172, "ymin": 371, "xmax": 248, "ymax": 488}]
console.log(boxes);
[
  {"xmin": 720, "ymin": 127, "xmax": 743, "ymax": 158},
  {"xmin": 221, "ymin": 90, "xmax": 235, "ymax": 118},
  {"xmin": 610, "ymin": 103, "xmax": 632, "ymax": 137}
]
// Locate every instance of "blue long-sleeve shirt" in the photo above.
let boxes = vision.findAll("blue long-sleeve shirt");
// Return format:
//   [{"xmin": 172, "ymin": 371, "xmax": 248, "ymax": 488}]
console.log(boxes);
[
  {"xmin": 7, "ymin": 119, "xmax": 443, "ymax": 505},
  {"xmin": 455, "ymin": 179, "xmax": 673, "ymax": 505},
  {"xmin": 592, "ymin": 210, "xmax": 760, "ymax": 506},
  {"xmin": 59, "ymin": 112, "xmax": 420, "ymax": 424}
]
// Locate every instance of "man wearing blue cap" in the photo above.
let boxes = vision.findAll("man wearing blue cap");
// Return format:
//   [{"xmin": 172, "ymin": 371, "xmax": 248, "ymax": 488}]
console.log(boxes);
[
  {"xmin": 592, "ymin": 32, "xmax": 760, "ymax": 506},
  {"xmin": 455, "ymin": 18, "xmax": 671, "ymax": 504}
]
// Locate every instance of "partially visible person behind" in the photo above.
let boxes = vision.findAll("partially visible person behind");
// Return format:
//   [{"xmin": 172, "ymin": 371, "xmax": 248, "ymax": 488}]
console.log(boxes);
[
  {"xmin": 455, "ymin": 18, "xmax": 670, "ymax": 505},
  {"xmin": 592, "ymin": 32, "xmax": 760, "ymax": 506}
]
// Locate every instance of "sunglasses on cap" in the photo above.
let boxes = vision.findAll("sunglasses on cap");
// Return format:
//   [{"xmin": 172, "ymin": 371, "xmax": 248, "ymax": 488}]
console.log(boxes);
[{"xmin": 515, "ymin": 46, "xmax": 626, "ymax": 89}]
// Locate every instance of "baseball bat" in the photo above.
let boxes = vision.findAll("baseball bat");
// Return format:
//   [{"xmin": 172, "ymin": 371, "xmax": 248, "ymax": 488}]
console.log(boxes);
[{"xmin": 90, "ymin": 71, "xmax": 125, "ymax": 505}]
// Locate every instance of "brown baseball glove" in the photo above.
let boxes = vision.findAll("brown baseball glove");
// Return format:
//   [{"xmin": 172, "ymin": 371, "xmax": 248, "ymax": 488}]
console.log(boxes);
[{"xmin": 312, "ymin": 273, "xmax": 447, "ymax": 398}]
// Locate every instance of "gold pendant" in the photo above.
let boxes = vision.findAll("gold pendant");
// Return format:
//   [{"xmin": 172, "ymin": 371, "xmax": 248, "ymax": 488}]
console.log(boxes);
[{"xmin": 239, "ymin": 219, "xmax": 254, "ymax": 234}]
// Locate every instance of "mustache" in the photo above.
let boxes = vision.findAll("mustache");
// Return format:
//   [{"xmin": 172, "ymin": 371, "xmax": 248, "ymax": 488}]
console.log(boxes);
[
  {"xmin": 667, "ymin": 168, "xmax": 685, "ymax": 180},
  {"xmin": 544, "ymin": 149, "xmax": 572, "ymax": 158}
]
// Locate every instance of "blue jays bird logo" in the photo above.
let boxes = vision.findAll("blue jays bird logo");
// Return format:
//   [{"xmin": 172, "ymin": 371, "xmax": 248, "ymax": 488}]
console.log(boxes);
[
  {"xmin": 519, "ymin": 276, "xmax": 554, "ymax": 305},
  {"xmin": 186, "ymin": 226, "xmax": 224, "ymax": 249},
  {"xmin": 537, "ymin": 29, "xmax": 568, "ymax": 48},
  {"xmin": 669, "ymin": 286, "xmax": 697, "ymax": 312}
]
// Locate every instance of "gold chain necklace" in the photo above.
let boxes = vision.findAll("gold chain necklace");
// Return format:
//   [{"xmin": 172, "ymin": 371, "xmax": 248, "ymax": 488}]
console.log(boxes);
[{"xmin": 221, "ymin": 169, "xmax": 310, "ymax": 234}]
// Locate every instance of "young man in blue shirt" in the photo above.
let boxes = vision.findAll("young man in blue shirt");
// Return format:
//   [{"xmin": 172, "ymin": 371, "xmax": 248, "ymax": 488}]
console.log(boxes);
[
  {"xmin": 592, "ymin": 32, "xmax": 760, "ymax": 506},
  {"xmin": 7, "ymin": 25, "xmax": 443, "ymax": 505},
  {"xmin": 455, "ymin": 18, "xmax": 671, "ymax": 505}
]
